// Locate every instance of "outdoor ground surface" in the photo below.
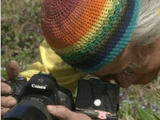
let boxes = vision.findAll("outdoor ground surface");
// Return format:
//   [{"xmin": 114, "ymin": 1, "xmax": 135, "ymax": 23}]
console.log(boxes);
[{"xmin": 1, "ymin": 0, "xmax": 160, "ymax": 119}]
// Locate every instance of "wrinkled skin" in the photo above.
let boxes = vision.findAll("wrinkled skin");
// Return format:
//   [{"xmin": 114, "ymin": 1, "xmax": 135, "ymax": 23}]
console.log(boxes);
[{"xmin": 95, "ymin": 38, "xmax": 160, "ymax": 88}]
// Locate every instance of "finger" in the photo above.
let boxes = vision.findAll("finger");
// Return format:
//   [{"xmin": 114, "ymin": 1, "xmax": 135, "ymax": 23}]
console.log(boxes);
[
  {"xmin": 1, "ymin": 82, "xmax": 11, "ymax": 95},
  {"xmin": 6, "ymin": 60, "xmax": 19, "ymax": 80},
  {"xmin": 1, "ymin": 96, "xmax": 17, "ymax": 108},
  {"xmin": 47, "ymin": 105, "xmax": 76, "ymax": 120},
  {"xmin": 1, "ymin": 108, "xmax": 10, "ymax": 117}
]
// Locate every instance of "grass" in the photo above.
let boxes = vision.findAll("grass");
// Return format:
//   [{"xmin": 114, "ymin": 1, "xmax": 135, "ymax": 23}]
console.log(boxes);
[
  {"xmin": 1, "ymin": 0, "xmax": 160, "ymax": 119},
  {"xmin": 118, "ymin": 79, "xmax": 160, "ymax": 120},
  {"xmin": 1, "ymin": 0, "xmax": 44, "ymax": 77}
]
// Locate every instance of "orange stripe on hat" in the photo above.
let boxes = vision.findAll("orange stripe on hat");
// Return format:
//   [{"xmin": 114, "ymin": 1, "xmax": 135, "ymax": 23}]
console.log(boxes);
[{"xmin": 42, "ymin": 0, "xmax": 106, "ymax": 49}]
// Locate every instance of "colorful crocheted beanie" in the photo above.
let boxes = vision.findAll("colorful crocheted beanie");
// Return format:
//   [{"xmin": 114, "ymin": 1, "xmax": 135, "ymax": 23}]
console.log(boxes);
[{"xmin": 41, "ymin": 0, "xmax": 141, "ymax": 73}]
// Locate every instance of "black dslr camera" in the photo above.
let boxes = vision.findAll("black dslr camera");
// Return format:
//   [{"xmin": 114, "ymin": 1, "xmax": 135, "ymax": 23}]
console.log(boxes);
[{"xmin": 3, "ymin": 72, "xmax": 75, "ymax": 120}]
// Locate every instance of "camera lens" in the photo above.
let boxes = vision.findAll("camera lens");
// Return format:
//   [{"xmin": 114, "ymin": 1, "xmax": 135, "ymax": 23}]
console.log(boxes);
[{"xmin": 3, "ymin": 95, "xmax": 54, "ymax": 120}]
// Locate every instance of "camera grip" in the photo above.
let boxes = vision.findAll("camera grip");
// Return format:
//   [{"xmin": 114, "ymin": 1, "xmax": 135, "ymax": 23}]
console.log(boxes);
[{"xmin": 4, "ymin": 77, "xmax": 27, "ymax": 102}]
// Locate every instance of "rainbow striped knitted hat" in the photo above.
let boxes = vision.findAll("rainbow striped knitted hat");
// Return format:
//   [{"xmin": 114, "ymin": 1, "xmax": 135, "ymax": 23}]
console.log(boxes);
[{"xmin": 41, "ymin": 0, "xmax": 141, "ymax": 72}]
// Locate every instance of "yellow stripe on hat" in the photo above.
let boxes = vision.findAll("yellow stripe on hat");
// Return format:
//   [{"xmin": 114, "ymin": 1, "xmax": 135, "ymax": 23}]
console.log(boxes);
[{"xmin": 52, "ymin": 0, "xmax": 116, "ymax": 54}]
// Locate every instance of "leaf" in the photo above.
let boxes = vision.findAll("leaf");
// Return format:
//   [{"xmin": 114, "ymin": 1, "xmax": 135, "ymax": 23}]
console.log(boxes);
[
  {"xmin": 153, "ymin": 114, "xmax": 160, "ymax": 120},
  {"xmin": 145, "ymin": 108, "xmax": 154, "ymax": 114},
  {"xmin": 138, "ymin": 108, "xmax": 157, "ymax": 120}
]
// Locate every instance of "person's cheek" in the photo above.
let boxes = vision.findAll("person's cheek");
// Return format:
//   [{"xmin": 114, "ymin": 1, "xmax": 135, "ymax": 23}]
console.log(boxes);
[
  {"xmin": 132, "ymin": 68, "xmax": 160, "ymax": 85},
  {"xmin": 136, "ymin": 38, "xmax": 160, "ymax": 74}
]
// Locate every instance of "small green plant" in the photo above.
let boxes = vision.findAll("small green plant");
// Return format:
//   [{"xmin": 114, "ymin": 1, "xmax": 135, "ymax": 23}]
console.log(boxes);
[
  {"xmin": 118, "ymin": 102, "xmax": 140, "ymax": 120},
  {"xmin": 138, "ymin": 90, "xmax": 160, "ymax": 120},
  {"xmin": 138, "ymin": 108, "xmax": 160, "ymax": 120}
]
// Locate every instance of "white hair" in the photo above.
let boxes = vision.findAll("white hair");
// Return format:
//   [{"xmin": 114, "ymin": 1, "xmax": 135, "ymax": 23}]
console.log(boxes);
[{"xmin": 130, "ymin": 0, "xmax": 160, "ymax": 45}]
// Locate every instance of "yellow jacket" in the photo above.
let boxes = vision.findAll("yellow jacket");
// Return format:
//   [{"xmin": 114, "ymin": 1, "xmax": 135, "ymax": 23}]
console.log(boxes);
[{"xmin": 20, "ymin": 40, "xmax": 86, "ymax": 94}]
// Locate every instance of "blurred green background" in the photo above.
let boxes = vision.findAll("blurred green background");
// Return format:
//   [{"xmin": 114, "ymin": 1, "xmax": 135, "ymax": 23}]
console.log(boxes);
[
  {"xmin": 1, "ymin": 0, "xmax": 160, "ymax": 119},
  {"xmin": 1, "ymin": 0, "xmax": 44, "ymax": 77}
]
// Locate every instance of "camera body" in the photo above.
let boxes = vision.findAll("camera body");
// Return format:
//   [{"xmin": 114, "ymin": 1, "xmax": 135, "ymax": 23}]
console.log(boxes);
[
  {"xmin": 75, "ymin": 78, "xmax": 120, "ymax": 120},
  {"xmin": 3, "ymin": 72, "xmax": 120, "ymax": 120},
  {"xmin": 3, "ymin": 72, "xmax": 75, "ymax": 120}
]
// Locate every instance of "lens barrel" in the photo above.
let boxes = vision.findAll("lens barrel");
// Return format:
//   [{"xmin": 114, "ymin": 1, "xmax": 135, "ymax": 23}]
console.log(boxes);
[{"xmin": 3, "ymin": 95, "xmax": 55, "ymax": 120}]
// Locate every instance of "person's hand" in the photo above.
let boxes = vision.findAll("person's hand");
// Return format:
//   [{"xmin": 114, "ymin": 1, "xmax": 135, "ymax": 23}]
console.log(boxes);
[
  {"xmin": 1, "ymin": 60, "xmax": 19, "ymax": 116},
  {"xmin": 47, "ymin": 105, "xmax": 92, "ymax": 120}
]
